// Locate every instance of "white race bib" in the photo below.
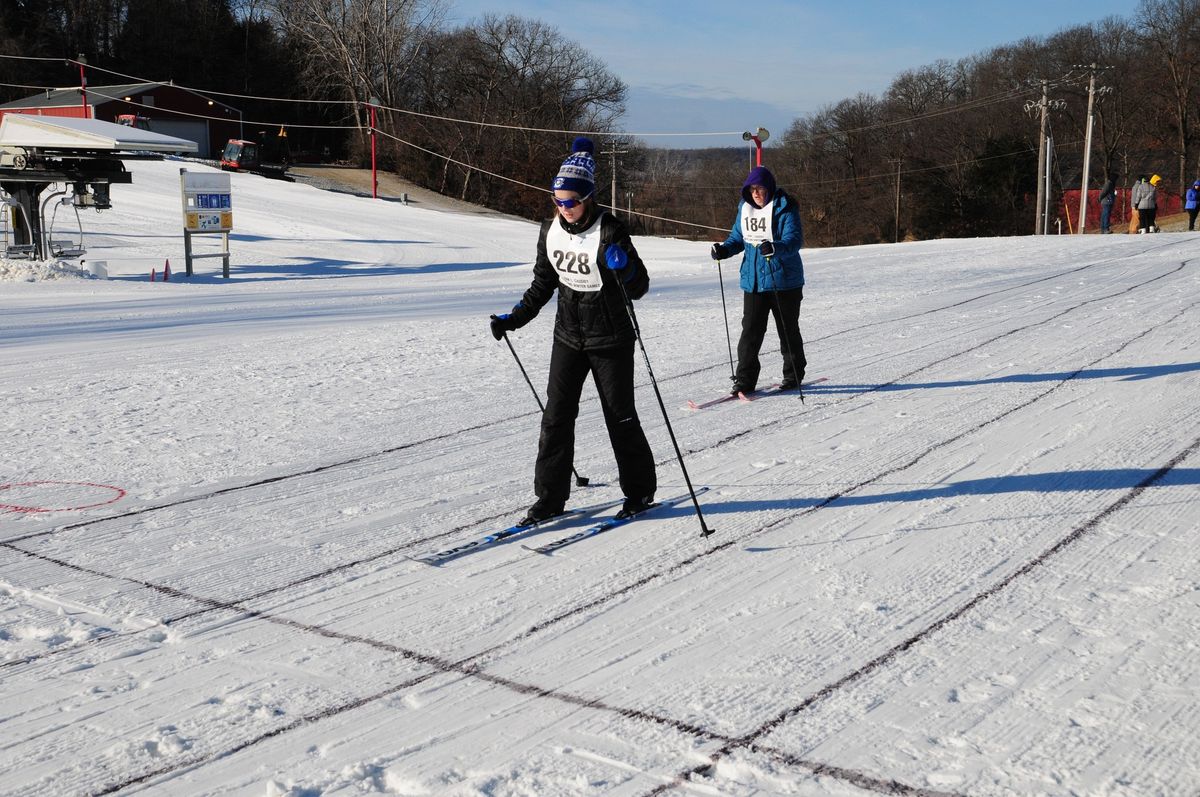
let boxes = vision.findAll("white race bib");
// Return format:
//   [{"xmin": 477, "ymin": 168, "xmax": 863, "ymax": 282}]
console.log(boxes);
[
  {"xmin": 740, "ymin": 201, "xmax": 774, "ymax": 246},
  {"xmin": 545, "ymin": 213, "xmax": 604, "ymax": 292}
]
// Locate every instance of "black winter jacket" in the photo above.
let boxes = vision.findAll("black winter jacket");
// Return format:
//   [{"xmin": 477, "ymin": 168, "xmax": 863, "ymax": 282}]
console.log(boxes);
[{"xmin": 508, "ymin": 209, "xmax": 649, "ymax": 351}]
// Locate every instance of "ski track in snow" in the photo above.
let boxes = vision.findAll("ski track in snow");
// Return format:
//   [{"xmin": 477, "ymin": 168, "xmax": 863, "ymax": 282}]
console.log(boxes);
[{"xmin": 2, "ymin": 159, "xmax": 1199, "ymax": 795}]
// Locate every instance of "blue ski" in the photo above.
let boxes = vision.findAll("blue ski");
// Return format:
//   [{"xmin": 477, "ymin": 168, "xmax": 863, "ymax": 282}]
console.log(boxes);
[
  {"xmin": 410, "ymin": 496, "xmax": 623, "ymax": 565},
  {"xmin": 522, "ymin": 488, "xmax": 709, "ymax": 555}
]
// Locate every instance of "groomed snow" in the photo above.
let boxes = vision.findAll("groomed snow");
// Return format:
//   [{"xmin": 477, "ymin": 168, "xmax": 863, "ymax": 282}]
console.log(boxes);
[{"xmin": 1, "ymin": 158, "xmax": 1198, "ymax": 796}]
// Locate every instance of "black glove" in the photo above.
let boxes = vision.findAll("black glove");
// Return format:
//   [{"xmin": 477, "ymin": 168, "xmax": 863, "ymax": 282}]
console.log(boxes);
[
  {"xmin": 489, "ymin": 313, "xmax": 517, "ymax": 341},
  {"xmin": 759, "ymin": 241, "xmax": 775, "ymax": 258},
  {"xmin": 711, "ymin": 243, "xmax": 729, "ymax": 261}
]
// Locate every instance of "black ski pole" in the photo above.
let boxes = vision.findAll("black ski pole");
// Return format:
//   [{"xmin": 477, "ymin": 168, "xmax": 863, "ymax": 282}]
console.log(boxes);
[
  {"xmin": 716, "ymin": 258, "xmax": 736, "ymax": 385},
  {"xmin": 611, "ymin": 269, "xmax": 715, "ymax": 537},
  {"xmin": 766, "ymin": 254, "xmax": 803, "ymax": 403},
  {"xmin": 500, "ymin": 331, "xmax": 590, "ymax": 487}
]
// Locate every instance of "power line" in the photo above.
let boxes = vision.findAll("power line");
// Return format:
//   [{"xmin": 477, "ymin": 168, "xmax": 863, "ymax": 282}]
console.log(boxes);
[
  {"xmin": 0, "ymin": 53, "xmax": 63, "ymax": 62},
  {"xmin": 4, "ymin": 51, "xmax": 1074, "ymax": 150},
  {"xmin": 65, "ymin": 57, "xmax": 743, "ymax": 138},
  {"xmin": 85, "ymin": 88, "xmax": 360, "ymax": 130},
  {"xmin": 371, "ymin": 127, "xmax": 728, "ymax": 233},
  {"xmin": 0, "ymin": 53, "xmax": 1086, "ymax": 237}
]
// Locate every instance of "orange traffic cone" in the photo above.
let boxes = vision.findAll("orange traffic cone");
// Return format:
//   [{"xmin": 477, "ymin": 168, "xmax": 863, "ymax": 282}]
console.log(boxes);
[{"xmin": 163, "ymin": 259, "xmax": 171, "ymax": 281}]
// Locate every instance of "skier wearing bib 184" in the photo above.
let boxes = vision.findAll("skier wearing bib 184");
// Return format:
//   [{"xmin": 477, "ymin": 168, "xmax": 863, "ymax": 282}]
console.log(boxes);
[
  {"xmin": 489, "ymin": 137, "xmax": 657, "ymax": 525},
  {"xmin": 710, "ymin": 165, "xmax": 807, "ymax": 396}
]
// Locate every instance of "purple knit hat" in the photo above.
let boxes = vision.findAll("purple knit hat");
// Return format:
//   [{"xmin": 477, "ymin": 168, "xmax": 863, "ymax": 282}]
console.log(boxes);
[{"xmin": 742, "ymin": 166, "xmax": 777, "ymax": 207}]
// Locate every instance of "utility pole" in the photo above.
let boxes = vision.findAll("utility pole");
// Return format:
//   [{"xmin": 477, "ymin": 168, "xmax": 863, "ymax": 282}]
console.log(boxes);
[
  {"xmin": 887, "ymin": 158, "xmax": 902, "ymax": 242},
  {"xmin": 75, "ymin": 54, "xmax": 88, "ymax": 118},
  {"xmin": 601, "ymin": 139, "xmax": 628, "ymax": 217},
  {"xmin": 1045, "ymin": 137, "xmax": 1055, "ymax": 232},
  {"xmin": 1025, "ymin": 81, "xmax": 1066, "ymax": 235},
  {"xmin": 1074, "ymin": 63, "xmax": 1113, "ymax": 234},
  {"xmin": 367, "ymin": 96, "xmax": 379, "ymax": 200},
  {"xmin": 1028, "ymin": 81, "xmax": 1050, "ymax": 235}
]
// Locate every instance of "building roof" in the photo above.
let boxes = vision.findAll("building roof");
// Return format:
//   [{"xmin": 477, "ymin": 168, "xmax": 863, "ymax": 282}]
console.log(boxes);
[{"xmin": 0, "ymin": 82, "xmax": 239, "ymax": 114}]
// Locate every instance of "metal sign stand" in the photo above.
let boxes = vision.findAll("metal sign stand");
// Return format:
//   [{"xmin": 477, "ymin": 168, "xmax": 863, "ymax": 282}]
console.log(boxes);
[
  {"xmin": 182, "ymin": 228, "xmax": 230, "ymax": 278},
  {"xmin": 179, "ymin": 168, "xmax": 232, "ymax": 278}
]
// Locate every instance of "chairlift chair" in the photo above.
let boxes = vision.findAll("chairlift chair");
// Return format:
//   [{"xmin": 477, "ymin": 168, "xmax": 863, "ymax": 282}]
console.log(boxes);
[{"xmin": 44, "ymin": 187, "xmax": 87, "ymax": 259}]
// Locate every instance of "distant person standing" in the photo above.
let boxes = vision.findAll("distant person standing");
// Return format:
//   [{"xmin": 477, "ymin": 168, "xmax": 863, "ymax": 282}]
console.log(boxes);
[
  {"xmin": 710, "ymin": 165, "xmax": 806, "ymax": 396},
  {"xmin": 1098, "ymin": 175, "xmax": 1117, "ymax": 234},
  {"xmin": 1131, "ymin": 174, "xmax": 1160, "ymax": 233},
  {"xmin": 1187, "ymin": 180, "xmax": 1200, "ymax": 231}
]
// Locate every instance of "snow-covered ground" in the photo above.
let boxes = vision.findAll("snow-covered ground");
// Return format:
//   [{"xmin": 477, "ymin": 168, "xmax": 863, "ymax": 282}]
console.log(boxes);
[{"xmin": 2, "ymin": 158, "xmax": 1198, "ymax": 796}]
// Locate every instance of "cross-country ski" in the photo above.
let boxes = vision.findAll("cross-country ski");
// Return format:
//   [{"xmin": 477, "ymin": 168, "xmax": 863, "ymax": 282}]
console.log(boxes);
[
  {"xmin": 409, "ymin": 496, "xmax": 624, "ymax": 565},
  {"xmin": 522, "ymin": 489, "xmax": 710, "ymax": 555}
]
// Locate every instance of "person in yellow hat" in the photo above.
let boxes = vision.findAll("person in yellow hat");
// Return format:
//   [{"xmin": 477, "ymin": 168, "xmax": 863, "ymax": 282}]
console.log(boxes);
[{"xmin": 1132, "ymin": 174, "xmax": 1160, "ymax": 233}]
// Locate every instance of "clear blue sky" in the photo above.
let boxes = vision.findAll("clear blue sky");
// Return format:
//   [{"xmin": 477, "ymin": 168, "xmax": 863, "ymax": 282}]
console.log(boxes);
[{"xmin": 447, "ymin": 0, "xmax": 1138, "ymax": 147}]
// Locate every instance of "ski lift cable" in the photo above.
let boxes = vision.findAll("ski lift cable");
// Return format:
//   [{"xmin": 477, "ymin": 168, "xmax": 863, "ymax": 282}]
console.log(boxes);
[
  {"xmin": 85, "ymin": 89, "xmax": 361, "ymax": 130},
  {"xmin": 372, "ymin": 127, "xmax": 729, "ymax": 233},
  {"xmin": 0, "ymin": 53, "xmax": 64, "ymax": 62},
  {"xmin": 1, "ymin": 53, "xmax": 1089, "ymax": 229},
  {"xmin": 69, "ymin": 58, "xmax": 745, "ymax": 138},
  {"xmin": 0, "ymin": 80, "xmax": 65, "ymax": 91},
  {"xmin": 63, "ymin": 56, "xmax": 1064, "ymax": 142},
  {"xmin": 0, "ymin": 52, "xmax": 1075, "ymax": 144},
  {"xmin": 64, "ymin": 59, "xmax": 352, "ymax": 105}
]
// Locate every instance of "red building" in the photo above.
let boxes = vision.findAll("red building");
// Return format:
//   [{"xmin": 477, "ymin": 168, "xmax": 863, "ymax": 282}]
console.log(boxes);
[{"xmin": 0, "ymin": 82, "xmax": 242, "ymax": 158}]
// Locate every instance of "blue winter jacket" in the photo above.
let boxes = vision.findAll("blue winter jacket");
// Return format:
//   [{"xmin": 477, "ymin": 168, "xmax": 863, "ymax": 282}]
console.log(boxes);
[
  {"xmin": 720, "ymin": 188, "xmax": 805, "ymax": 293},
  {"xmin": 1187, "ymin": 186, "xmax": 1199, "ymax": 210}
]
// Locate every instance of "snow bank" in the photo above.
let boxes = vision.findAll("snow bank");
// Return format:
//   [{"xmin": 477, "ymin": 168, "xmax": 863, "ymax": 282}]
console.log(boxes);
[{"xmin": 0, "ymin": 257, "xmax": 107, "ymax": 282}]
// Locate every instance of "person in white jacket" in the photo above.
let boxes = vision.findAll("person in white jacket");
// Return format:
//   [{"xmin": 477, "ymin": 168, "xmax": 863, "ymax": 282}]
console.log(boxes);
[{"xmin": 1131, "ymin": 174, "xmax": 1161, "ymax": 233}]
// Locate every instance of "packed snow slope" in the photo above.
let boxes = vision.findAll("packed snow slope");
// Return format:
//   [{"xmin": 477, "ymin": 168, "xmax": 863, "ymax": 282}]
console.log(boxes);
[{"xmin": 2, "ymin": 158, "xmax": 1198, "ymax": 797}]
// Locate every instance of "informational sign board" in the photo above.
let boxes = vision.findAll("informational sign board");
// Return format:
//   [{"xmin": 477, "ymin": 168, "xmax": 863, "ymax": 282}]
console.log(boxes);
[
  {"xmin": 180, "ymin": 171, "xmax": 233, "ymax": 232},
  {"xmin": 179, "ymin": 169, "xmax": 232, "ymax": 277}
]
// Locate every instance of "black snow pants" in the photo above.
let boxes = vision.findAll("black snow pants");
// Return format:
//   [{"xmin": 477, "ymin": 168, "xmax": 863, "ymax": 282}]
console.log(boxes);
[
  {"xmin": 535, "ymin": 339, "xmax": 656, "ymax": 506},
  {"xmin": 735, "ymin": 287, "xmax": 806, "ymax": 390}
]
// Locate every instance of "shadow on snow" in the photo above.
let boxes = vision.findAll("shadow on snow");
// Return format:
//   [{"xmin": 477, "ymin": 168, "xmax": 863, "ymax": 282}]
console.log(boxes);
[
  {"xmin": 613, "ymin": 467, "xmax": 1200, "ymax": 529},
  {"xmin": 806, "ymin": 362, "xmax": 1200, "ymax": 393}
]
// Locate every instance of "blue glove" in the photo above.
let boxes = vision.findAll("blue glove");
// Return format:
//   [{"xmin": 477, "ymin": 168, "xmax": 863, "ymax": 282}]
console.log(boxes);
[
  {"xmin": 604, "ymin": 244, "xmax": 628, "ymax": 271},
  {"xmin": 489, "ymin": 313, "xmax": 516, "ymax": 341},
  {"xmin": 759, "ymin": 241, "xmax": 775, "ymax": 258},
  {"xmin": 711, "ymin": 243, "xmax": 730, "ymax": 260}
]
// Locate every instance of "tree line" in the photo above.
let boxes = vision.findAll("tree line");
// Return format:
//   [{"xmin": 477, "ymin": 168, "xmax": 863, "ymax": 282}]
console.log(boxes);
[
  {"xmin": 634, "ymin": 0, "xmax": 1200, "ymax": 245},
  {"xmin": 2, "ymin": 0, "xmax": 1197, "ymax": 243},
  {"xmin": 0, "ymin": 0, "xmax": 626, "ymax": 219}
]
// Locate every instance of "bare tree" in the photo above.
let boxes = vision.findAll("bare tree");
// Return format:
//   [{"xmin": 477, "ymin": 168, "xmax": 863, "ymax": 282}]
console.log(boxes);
[
  {"xmin": 394, "ymin": 14, "xmax": 625, "ymax": 218},
  {"xmin": 267, "ymin": 0, "xmax": 446, "ymax": 141},
  {"xmin": 1136, "ymin": 0, "xmax": 1200, "ymax": 191}
]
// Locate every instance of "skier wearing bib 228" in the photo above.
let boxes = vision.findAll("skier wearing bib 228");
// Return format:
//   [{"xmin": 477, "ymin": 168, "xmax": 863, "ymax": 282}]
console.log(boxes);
[
  {"xmin": 710, "ymin": 165, "xmax": 807, "ymax": 396},
  {"xmin": 489, "ymin": 137, "xmax": 657, "ymax": 525}
]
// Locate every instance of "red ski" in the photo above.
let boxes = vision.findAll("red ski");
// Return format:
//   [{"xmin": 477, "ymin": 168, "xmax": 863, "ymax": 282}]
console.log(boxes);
[
  {"xmin": 741, "ymin": 376, "xmax": 827, "ymax": 401},
  {"xmin": 688, "ymin": 377, "xmax": 826, "ymax": 409}
]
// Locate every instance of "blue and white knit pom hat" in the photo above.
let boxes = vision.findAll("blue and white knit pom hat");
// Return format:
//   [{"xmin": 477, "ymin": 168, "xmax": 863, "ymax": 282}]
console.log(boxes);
[{"xmin": 552, "ymin": 137, "xmax": 596, "ymax": 196}]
